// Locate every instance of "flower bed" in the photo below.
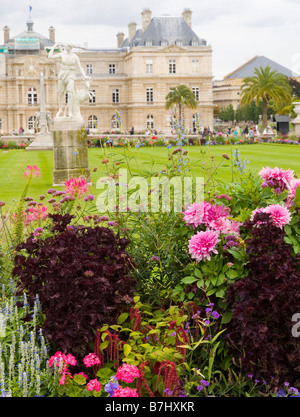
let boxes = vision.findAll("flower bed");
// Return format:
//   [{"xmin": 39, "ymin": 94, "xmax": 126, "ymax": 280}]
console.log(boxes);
[{"xmin": 0, "ymin": 156, "xmax": 299, "ymax": 398}]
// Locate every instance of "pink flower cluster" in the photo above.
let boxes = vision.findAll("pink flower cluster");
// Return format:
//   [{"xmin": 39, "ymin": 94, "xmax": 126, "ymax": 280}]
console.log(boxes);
[
  {"xmin": 112, "ymin": 387, "xmax": 139, "ymax": 397},
  {"xmin": 48, "ymin": 351, "xmax": 77, "ymax": 384},
  {"xmin": 24, "ymin": 205, "xmax": 47, "ymax": 225},
  {"xmin": 83, "ymin": 353, "xmax": 101, "ymax": 367},
  {"xmin": 64, "ymin": 177, "xmax": 88, "ymax": 199},
  {"xmin": 259, "ymin": 166, "xmax": 295, "ymax": 192},
  {"xmin": 183, "ymin": 201, "xmax": 241, "ymax": 263},
  {"xmin": 115, "ymin": 363, "xmax": 140, "ymax": 383},
  {"xmin": 251, "ymin": 204, "xmax": 291, "ymax": 228},
  {"xmin": 87, "ymin": 379, "xmax": 101, "ymax": 392},
  {"xmin": 183, "ymin": 201, "xmax": 230, "ymax": 229}
]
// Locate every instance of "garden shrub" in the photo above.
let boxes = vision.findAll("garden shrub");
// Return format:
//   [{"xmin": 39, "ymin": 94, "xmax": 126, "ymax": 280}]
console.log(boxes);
[
  {"xmin": 12, "ymin": 213, "xmax": 136, "ymax": 362},
  {"xmin": 226, "ymin": 212, "xmax": 300, "ymax": 387}
]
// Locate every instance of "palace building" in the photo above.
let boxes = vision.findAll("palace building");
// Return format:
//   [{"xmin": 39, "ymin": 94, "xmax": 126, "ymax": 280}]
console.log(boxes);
[{"xmin": 0, "ymin": 9, "xmax": 214, "ymax": 134}]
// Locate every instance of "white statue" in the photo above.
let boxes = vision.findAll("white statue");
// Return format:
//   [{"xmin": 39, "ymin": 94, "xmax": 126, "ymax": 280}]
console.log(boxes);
[
  {"xmin": 71, "ymin": 78, "xmax": 95, "ymax": 119},
  {"xmin": 48, "ymin": 43, "xmax": 88, "ymax": 118}
]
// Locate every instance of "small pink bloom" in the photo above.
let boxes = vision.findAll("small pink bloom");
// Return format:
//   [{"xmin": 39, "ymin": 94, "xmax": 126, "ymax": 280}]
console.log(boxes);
[{"xmin": 24, "ymin": 165, "xmax": 40, "ymax": 177}]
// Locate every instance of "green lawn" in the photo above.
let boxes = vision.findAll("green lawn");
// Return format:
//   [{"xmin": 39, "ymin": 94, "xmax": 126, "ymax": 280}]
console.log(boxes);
[{"xmin": 0, "ymin": 143, "xmax": 299, "ymax": 206}]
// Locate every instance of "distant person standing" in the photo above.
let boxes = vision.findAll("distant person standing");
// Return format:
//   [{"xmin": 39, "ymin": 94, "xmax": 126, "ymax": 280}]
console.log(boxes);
[{"xmin": 249, "ymin": 127, "xmax": 254, "ymax": 140}]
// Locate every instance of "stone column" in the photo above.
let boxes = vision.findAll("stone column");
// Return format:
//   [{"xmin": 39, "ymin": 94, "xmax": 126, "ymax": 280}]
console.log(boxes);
[{"xmin": 52, "ymin": 119, "xmax": 91, "ymax": 186}]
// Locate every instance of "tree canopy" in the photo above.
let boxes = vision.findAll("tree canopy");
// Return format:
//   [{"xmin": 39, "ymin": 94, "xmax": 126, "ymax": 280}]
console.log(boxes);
[{"xmin": 240, "ymin": 66, "xmax": 292, "ymax": 129}]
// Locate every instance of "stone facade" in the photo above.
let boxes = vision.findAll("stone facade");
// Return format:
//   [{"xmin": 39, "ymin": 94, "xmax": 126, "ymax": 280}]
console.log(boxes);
[{"xmin": 0, "ymin": 9, "xmax": 214, "ymax": 134}]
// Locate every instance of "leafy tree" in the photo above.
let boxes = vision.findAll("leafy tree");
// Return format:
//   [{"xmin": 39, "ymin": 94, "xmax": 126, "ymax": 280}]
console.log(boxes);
[
  {"xmin": 240, "ymin": 66, "xmax": 292, "ymax": 129},
  {"xmin": 165, "ymin": 84, "xmax": 198, "ymax": 122}
]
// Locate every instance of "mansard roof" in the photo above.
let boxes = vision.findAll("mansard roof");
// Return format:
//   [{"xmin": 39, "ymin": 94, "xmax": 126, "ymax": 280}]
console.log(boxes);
[
  {"xmin": 224, "ymin": 55, "xmax": 296, "ymax": 79},
  {"xmin": 123, "ymin": 16, "xmax": 207, "ymax": 47}
]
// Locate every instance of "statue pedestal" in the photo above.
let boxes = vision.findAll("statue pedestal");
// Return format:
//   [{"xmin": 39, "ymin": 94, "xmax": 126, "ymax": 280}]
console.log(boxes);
[
  {"xmin": 26, "ymin": 132, "xmax": 53, "ymax": 150},
  {"xmin": 52, "ymin": 118, "xmax": 91, "ymax": 186}
]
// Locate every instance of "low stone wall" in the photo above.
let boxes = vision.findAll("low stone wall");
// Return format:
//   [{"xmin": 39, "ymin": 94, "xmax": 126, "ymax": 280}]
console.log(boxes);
[{"xmin": 1, "ymin": 135, "xmax": 34, "ymax": 144}]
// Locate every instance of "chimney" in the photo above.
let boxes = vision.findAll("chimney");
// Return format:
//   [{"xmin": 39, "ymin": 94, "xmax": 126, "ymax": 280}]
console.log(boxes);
[
  {"xmin": 49, "ymin": 26, "xmax": 55, "ymax": 43},
  {"xmin": 116, "ymin": 32, "xmax": 125, "ymax": 48},
  {"xmin": 141, "ymin": 8, "xmax": 152, "ymax": 32},
  {"xmin": 128, "ymin": 22, "xmax": 137, "ymax": 43},
  {"xmin": 3, "ymin": 26, "xmax": 10, "ymax": 44},
  {"xmin": 182, "ymin": 8, "xmax": 192, "ymax": 28}
]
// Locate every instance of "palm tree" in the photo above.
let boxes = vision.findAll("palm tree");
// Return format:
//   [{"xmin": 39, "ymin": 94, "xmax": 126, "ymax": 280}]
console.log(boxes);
[
  {"xmin": 240, "ymin": 66, "xmax": 292, "ymax": 130},
  {"xmin": 165, "ymin": 85, "xmax": 198, "ymax": 123}
]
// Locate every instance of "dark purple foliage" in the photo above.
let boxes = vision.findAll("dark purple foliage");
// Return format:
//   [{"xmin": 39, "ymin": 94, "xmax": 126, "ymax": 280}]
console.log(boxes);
[
  {"xmin": 226, "ymin": 212, "xmax": 300, "ymax": 387},
  {"xmin": 13, "ymin": 214, "xmax": 136, "ymax": 360}
]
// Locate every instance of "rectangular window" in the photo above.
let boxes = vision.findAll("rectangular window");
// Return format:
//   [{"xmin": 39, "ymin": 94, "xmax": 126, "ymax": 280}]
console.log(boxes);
[
  {"xmin": 89, "ymin": 90, "xmax": 96, "ymax": 104},
  {"xmin": 192, "ymin": 59, "xmax": 199, "ymax": 74},
  {"xmin": 86, "ymin": 64, "xmax": 93, "ymax": 75},
  {"xmin": 146, "ymin": 60, "xmax": 153, "ymax": 74},
  {"xmin": 109, "ymin": 64, "xmax": 116, "ymax": 74},
  {"xmin": 192, "ymin": 87, "xmax": 199, "ymax": 102},
  {"xmin": 146, "ymin": 87, "xmax": 153, "ymax": 103},
  {"xmin": 169, "ymin": 59, "xmax": 176, "ymax": 74},
  {"xmin": 112, "ymin": 88, "xmax": 119, "ymax": 103}
]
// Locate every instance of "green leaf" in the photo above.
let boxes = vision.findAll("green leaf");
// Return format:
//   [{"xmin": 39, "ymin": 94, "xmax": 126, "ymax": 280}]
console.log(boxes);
[
  {"xmin": 123, "ymin": 343, "xmax": 132, "ymax": 357},
  {"xmin": 100, "ymin": 340, "xmax": 109, "ymax": 352},
  {"xmin": 221, "ymin": 311, "xmax": 233, "ymax": 324},
  {"xmin": 194, "ymin": 268, "xmax": 203, "ymax": 278},
  {"xmin": 215, "ymin": 289, "xmax": 225, "ymax": 298},
  {"xmin": 181, "ymin": 276, "xmax": 198, "ymax": 285},
  {"xmin": 73, "ymin": 374, "xmax": 87, "ymax": 385},
  {"xmin": 117, "ymin": 313, "xmax": 129, "ymax": 325},
  {"xmin": 294, "ymin": 186, "xmax": 300, "ymax": 207},
  {"xmin": 226, "ymin": 269, "xmax": 238, "ymax": 279}
]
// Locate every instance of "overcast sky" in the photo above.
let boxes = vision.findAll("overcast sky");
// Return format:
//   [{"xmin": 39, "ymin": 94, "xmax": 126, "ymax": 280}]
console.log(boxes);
[{"xmin": 1, "ymin": 0, "xmax": 300, "ymax": 79}]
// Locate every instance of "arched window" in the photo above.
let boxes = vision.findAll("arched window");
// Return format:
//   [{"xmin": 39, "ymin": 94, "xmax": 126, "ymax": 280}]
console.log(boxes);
[
  {"xmin": 147, "ymin": 114, "xmax": 154, "ymax": 129},
  {"xmin": 28, "ymin": 115, "xmax": 36, "ymax": 131},
  {"xmin": 28, "ymin": 87, "xmax": 37, "ymax": 105},
  {"xmin": 88, "ymin": 115, "xmax": 98, "ymax": 129}
]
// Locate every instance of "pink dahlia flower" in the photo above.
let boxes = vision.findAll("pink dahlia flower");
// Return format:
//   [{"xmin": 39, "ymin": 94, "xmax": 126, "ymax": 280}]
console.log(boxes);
[
  {"xmin": 112, "ymin": 387, "xmax": 139, "ymax": 397},
  {"xmin": 288, "ymin": 179, "xmax": 300, "ymax": 200},
  {"xmin": 183, "ymin": 201, "xmax": 230, "ymax": 228},
  {"xmin": 258, "ymin": 167, "xmax": 295, "ymax": 191},
  {"xmin": 251, "ymin": 204, "xmax": 291, "ymax": 228},
  {"xmin": 188, "ymin": 230, "xmax": 220, "ymax": 262}
]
